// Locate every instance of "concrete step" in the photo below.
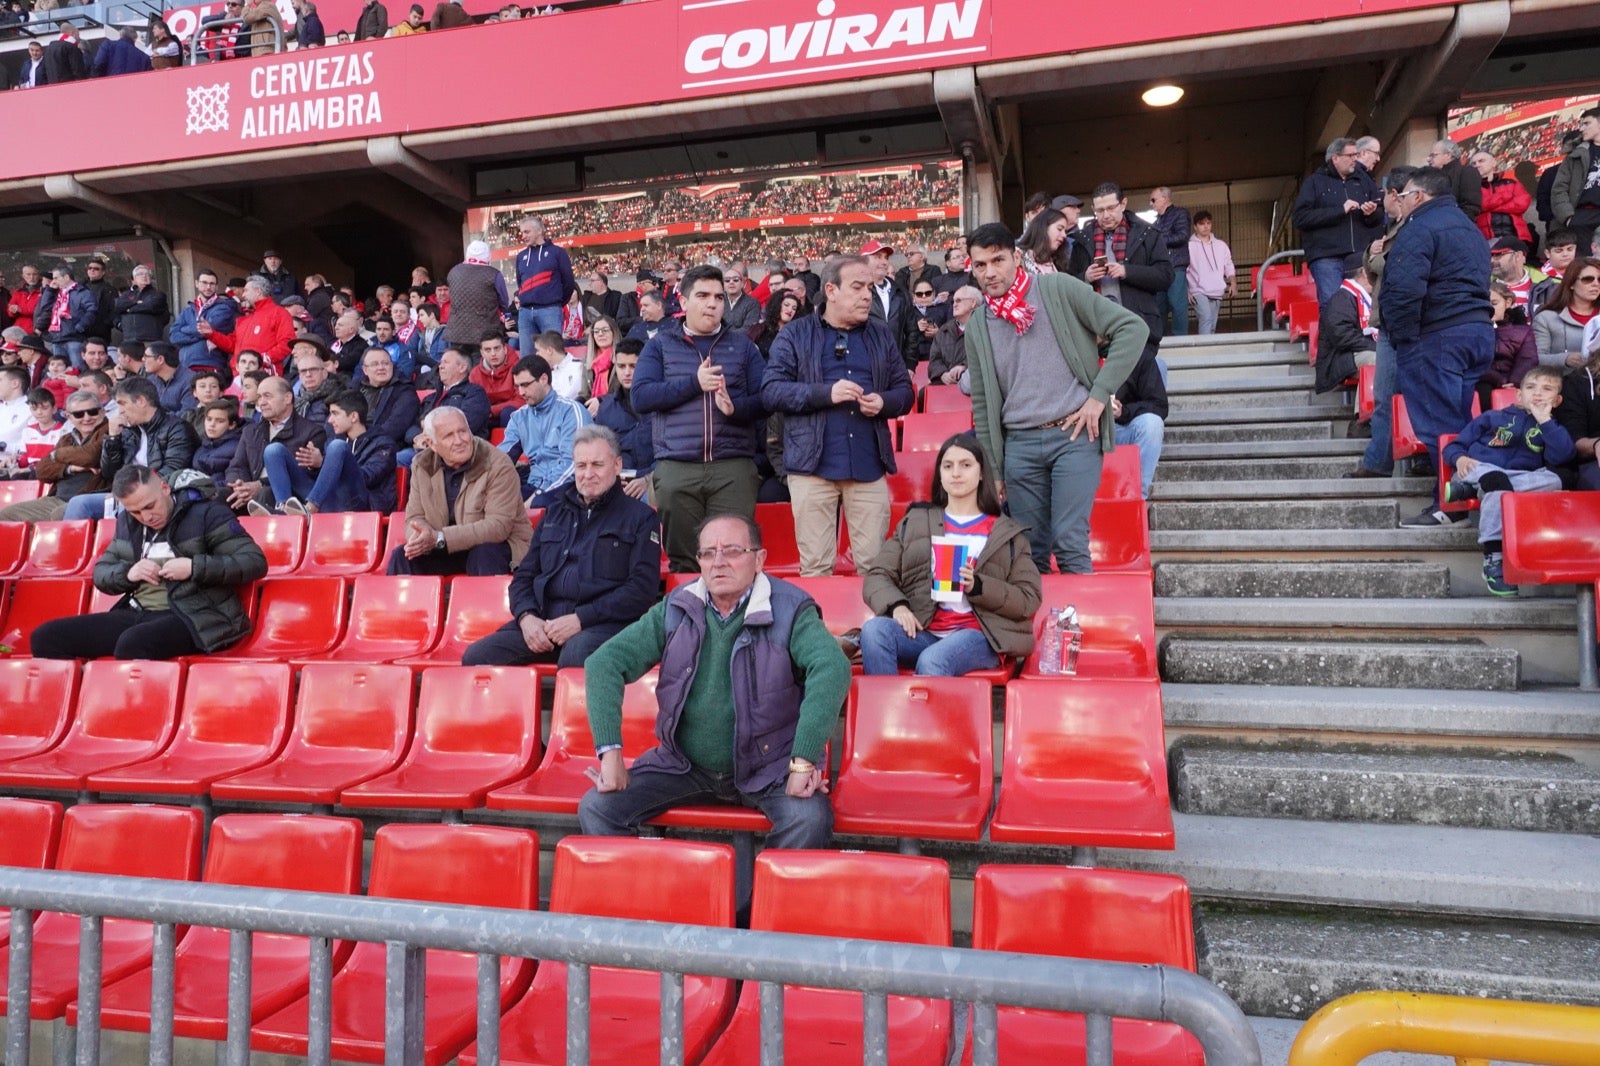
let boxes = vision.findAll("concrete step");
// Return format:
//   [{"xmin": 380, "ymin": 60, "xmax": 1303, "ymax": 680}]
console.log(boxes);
[
  {"xmin": 1156, "ymin": 457, "xmax": 1363, "ymax": 481},
  {"xmin": 1151, "ymin": 526, "xmax": 1483, "ymax": 552},
  {"xmin": 1171, "ymin": 743, "xmax": 1600, "ymax": 833},
  {"xmin": 1165, "ymin": 403, "xmax": 1353, "ymax": 426},
  {"xmin": 1167, "ymin": 374, "xmax": 1318, "ymax": 395},
  {"xmin": 1101, "ymin": 812, "xmax": 1600, "ymax": 925},
  {"xmin": 1161, "ymin": 439, "xmax": 1369, "ymax": 461},
  {"xmin": 1153, "ymin": 560, "xmax": 1452, "ymax": 599},
  {"xmin": 1169, "ymin": 388, "xmax": 1321, "ymax": 410},
  {"xmin": 1160, "ymin": 330, "xmax": 1294, "ymax": 352},
  {"xmin": 1166, "ymin": 363, "xmax": 1306, "ymax": 386},
  {"xmin": 1162, "ymin": 422, "xmax": 1337, "ymax": 445},
  {"xmin": 1150, "ymin": 477, "xmax": 1433, "ymax": 500},
  {"xmin": 1149, "ymin": 499, "xmax": 1397, "ymax": 531},
  {"xmin": 1161, "ymin": 682, "xmax": 1600, "ymax": 742},
  {"xmin": 1155, "ymin": 595, "xmax": 1575, "ymax": 631},
  {"xmin": 1158, "ymin": 636, "xmax": 1521, "ymax": 691},
  {"xmin": 1200, "ymin": 905, "xmax": 1600, "ymax": 1020},
  {"xmin": 1162, "ymin": 348, "xmax": 1309, "ymax": 372}
]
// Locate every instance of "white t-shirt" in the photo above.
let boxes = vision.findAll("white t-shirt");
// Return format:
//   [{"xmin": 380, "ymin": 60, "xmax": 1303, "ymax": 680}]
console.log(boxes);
[
  {"xmin": 550, "ymin": 356, "xmax": 585, "ymax": 402},
  {"xmin": 0, "ymin": 397, "xmax": 30, "ymax": 454}
]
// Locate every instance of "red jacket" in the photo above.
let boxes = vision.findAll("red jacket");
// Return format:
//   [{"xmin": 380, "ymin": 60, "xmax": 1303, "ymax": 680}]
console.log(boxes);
[
  {"xmin": 1476, "ymin": 173, "xmax": 1533, "ymax": 243},
  {"xmin": 212, "ymin": 299, "xmax": 295, "ymax": 372},
  {"xmin": 8, "ymin": 285, "xmax": 42, "ymax": 332},
  {"xmin": 470, "ymin": 359, "xmax": 519, "ymax": 417}
]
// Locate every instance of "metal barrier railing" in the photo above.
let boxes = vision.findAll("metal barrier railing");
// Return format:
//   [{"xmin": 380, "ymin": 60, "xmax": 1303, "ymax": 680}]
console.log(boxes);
[
  {"xmin": 1254, "ymin": 247, "xmax": 1305, "ymax": 331},
  {"xmin": 187, "ymin": 16, "xmax": 282, "ymax": 65},
  {"xmin": 1288, "ymin": 990, "xmax": 1600, "ymax": 1066},
  {"xmin": 1, "ymin": 866, "xmax": 1263, "ymax": 1066}
]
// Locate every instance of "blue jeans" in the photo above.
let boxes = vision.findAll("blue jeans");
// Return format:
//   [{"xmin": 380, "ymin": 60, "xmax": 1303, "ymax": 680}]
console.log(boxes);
[
  {"xmin": 64, "ymin": 492, "xmax": 111, "ymax": 521},
  {"xmin": 303, "ymin": 440, "xmax": 371, "ymax": 513},
  {"xmin": 518, "ymin": 305, "xmax": 564, "ymax": 348},
  {"xmin": 1396, "ymin": 323, "xmax": 1494, "ymax": 505},
  {"xmin": 50, "ymin": 340, "xmax": 84, "ymax": 371},
  {"xmin": 577, "ymin": 763, "xmax": 832, "ymax": 851},
  {"xmin": 1307, "ymin": 257, "xmax": 1345, "ymax": 307},
  {"xmin": 1159, "ymin": 270, "xmax": 1189, "ymax": 336},
  {"xmin": 261, "ymin": 442, "xmax": 315, "ymax": 507},
  {"xmin": 859, "ymin": 617, "xmax": 999, "ymax": 676},
  {"xmin": 1002, "ymin": 426, "xmax": 1102, "ymax": 574},
  {"xmin": 1362, "ymin": 333, "xmax": 1398, "ymax": 475},
  {"xmin": 1113, "ymin": 413, "xmax": 1165, "ymax": 499}
]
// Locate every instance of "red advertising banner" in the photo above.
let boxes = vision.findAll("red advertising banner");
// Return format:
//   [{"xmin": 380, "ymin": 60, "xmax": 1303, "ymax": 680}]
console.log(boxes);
[
  {"xmin": 483, "ymin": 205, "xmax": 961, "ymax": 254},
  {"xmin": 1, "ymin": 0, "xmax": 1460, "ymax": 182}
]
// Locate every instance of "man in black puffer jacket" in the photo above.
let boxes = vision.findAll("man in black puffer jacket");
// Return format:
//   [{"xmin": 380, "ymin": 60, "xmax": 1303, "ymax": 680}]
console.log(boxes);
[
  {"xmin": 63, "ymin": 376, "xmax": 201, "ymax": 521},
  {"xmin": 30, "ymin": 465, "xmax": 267, "ymax": 659},
  {"xmin": 1293, "ymin": 138, "xmax": 1385, "ymax": 307}
]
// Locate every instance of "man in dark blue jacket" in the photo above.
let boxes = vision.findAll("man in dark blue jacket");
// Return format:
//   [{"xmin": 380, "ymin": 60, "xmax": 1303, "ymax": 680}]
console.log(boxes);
[
  {"xmin": 168, "ymin": 270, "xmax": 237, "ymax": 374},
  {"xmin": 633, "ymin": 264, "xmax": 766, "ymax": 572},
  {"xmin": 33, "ymin": 266, "xmax": 98, "ymax": 368},
  {"xmin": 1379, "ymin": 167, "xmax": 1495, "ymax": 526},
  {"xmin": 273, "ymin": 390, "xmax": 398, "ymax": 515},
  {"xmin": 514, "ymin": 217, "xmax": 577, "ymax": 342},
  {"xmin": 763, "ymin": 254, "xmax": 915, "ymax": 576},
  {"xmin": 591, "ymin": 338, "xmax": 653, "ymax": 497},
  {"xmin": 463, "ymin": 424, "xmax": 659, "ymax": 668},
  {"xmin": 359, "ymin": 347, "xmax": 421, "ymax": 447},
  {"xmin": 1292, "ymin": 138, "xmax": 1385, "ymax": 306}
]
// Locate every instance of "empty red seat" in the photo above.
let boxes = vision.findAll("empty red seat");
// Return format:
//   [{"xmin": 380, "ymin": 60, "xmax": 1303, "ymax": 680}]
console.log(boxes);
[
  {"xmin": 86, "ymin": 662, "xmax": 293, "ymax": 795},
  {"xmin": 911, "ymin": 361, "xmax": 930, "ymax": 391},
  {"xmin": 298, "ymin": 574, "xmax": 442, "ymax": 664},
  {"xmin": 885, "ymin": 449, "xmax": 938, "ymax": 504},
  {"xmin": 1356, "ymin": 362, "xmax": 1376, "ymax": 420},
  {"xmin": 87, "ymin": 517, "xmax": 116, "ymax": 564},
  {"xmin": 239, "ymin": 514, "xmax": 306, "ymax": 576},
  {"xmin": 920, "ymin": 384, "xmax": 972, "ymax": 415},
  {"xmin": 1021, "ymin": 573, "xmax": 1156, "ymax": 679},
  {"xmin": 212, "ymin": 576, "xmax": 346, "ymax": 661},
  {"xmin": 0, "ymin": 657, "xmax": 78, "ymax": 763},
  {"xmin": 989, "ymin": 677, "xmax": 1174, "ymax": 849},
  {"xmin": 460, "ymin": 836, "xmax": 734, "ymax": 1066},
  {"xmin": 486, "ymin": 668, "xmax": 658, "ymax": 815},
  {"xmin": 1094, "ymin": 446, "xmax": 1142, "ymax": 501},
  {"xmin": 1436, "ymin": 434, "xmax": 1478, "ymax": 515},
  {"xmin": 300, "ymin": 511, "xmax": 385, "ymax": 576},
  {"xmin": 396, "ymin": 575, "xmax": 511, "ymax": 667},
  {"xmin": 253, "ymin": 824, "xmax": 540, "ymax": 1065},
  {"xmin": 1490, "ymin": 386, "xmax": 1517, "ymax": 410},
  {"xmin": 1392, "ymin": 393, "xmax": 1480, "ymax": 462},
  {"xmin": 965, "ymin": 865, "xmax": 1203, "ymax": 1065},
  {"xmin": 0, "ymin": 660, "xmax": 183, "ymax": 790},
  {"xmin": 210, "ymin": 663, "xmax": 414, "ymax": 804},
  {"xmin": 899, "ymin": 411, "xmax": 974, "ymax": 452},
  {"xmin": 1, "ymin": 577, "xmax": 90, "ymax": 654},
  {"xmin": 1089, "ymin": 498, "xmax": 1153, "ymax": 575},
  {"xmin": 754, "ymin": 501, "xmax": 803, "ymax": 577},
  {"xmin": 830, "ymin": 675, "xmax": 992, "ymax": 841},
  {"xmin": 89, "ymin": 814, "xmax": 364, "ymax": 1041},
  {"xmin": 1502, "ymin": 491, "xmax": 1600, "ymax": 586},
  {"xmin": 0, "ymin": 798, "xmax": 63, "ymax": 947},
  {"xmin": 0, "ymin": 523, "xmax": 28, "ymax": 577},
  {"xmin": 15, "ymin": 520, "xmax": 94, "ymax": 579},
  {"xmin": 0, "ymin": 804, "xmax": 204, "ymax": 1019},
  {"xmin": 0, "ymin": 482, "xmax": 44, "ymax": 507},
  {"xmin": 341, "ymin": 665, "xmax": 540, "ymax": 809},
  {"xmin": 701, "ymin": 851, "xmax": 952, "ymax": 1066},
  {"xmin": 785, "ymin": 575, "xmax": 873, "ymax": 637},
  {"xmin": 1286, "ymin": 298, "xmax": 1318, "ymax": 342}
]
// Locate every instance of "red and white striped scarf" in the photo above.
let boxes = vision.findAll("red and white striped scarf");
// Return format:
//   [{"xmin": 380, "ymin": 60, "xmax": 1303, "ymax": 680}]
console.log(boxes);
[
  {"xmin": 1341, "ymin": 279, "xmax": 1376, "ymax": 337},
  {"xmin": 984, "ymin": 268, "xmax": 1035, "ymax": 334},
  {"xmin": 48, "ymin": 284, "xmax": 76, "ymax": 334}
]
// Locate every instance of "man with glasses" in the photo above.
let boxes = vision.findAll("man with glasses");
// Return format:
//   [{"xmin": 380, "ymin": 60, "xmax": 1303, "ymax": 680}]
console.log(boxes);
[
  {"xmin": 0, "ymin": 389, "xmax": 108, "ymax": 522},
  {"xmin": 578, "ymin": 513, "xmax": 851, "ymax": 861},
  {"xmin": 1425, "ymin": 139, "xmax": 1483, "ymax": 220},
  {"xmin": 763, "ymin": 254, "xmax": 914, "ymax": 576},
  {"xmin": 905, "ymin": 277, "xmax": 949, "ymax": 366},
  {"xmin": 170, "ymin": 269, "xmax": 236, "ymax": 374},
  {"xmin": 1292, "ymin": 138, "xmax": 1385, "ymax": 306},
  {"xmin": 81, "ymin": 259, "xmax": 117, "ymax": 342},
  {"xmin": 721, "ymin": 263, "xmax": 761, "ymax": 331},
  {"xmin": 1081, "ymin": 182, "xmax": 1173, "ymax": 343}
]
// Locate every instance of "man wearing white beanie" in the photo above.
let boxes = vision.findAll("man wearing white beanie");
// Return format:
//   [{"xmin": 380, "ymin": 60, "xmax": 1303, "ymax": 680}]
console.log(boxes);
[{"xmin": 445, "ymin": 239, "xmax": 513, "ymax": 361}]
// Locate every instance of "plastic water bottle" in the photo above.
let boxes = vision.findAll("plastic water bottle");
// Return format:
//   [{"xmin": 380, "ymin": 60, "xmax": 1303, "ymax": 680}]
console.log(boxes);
[
  {"xmin": 1038, "ymin": 607, "xmax": 1062, "ymax": 675},
  {"xmin": 1061, "ymin": 606, "xmax": 1083, "ymax": 676}
]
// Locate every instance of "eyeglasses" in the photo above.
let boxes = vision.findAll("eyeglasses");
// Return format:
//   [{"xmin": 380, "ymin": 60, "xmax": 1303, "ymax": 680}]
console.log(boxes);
[
  {"xmin": 914, "ymin": 289, "xmax": 934, "ymax": 296},
  {"xmin": 68, "ymin": 407, "xmax": 102, "ymax": 418},
  {"xmin": 694, "ymin": 546, "xmax": 760, "ymax": 563},
  {"xmin": 1397, "ymin": 189, "xmax": 1423, "ymax": 199},
  {"xmin": 1576, "ymin": 274, "xmax": 1600, "ymax": 284}
]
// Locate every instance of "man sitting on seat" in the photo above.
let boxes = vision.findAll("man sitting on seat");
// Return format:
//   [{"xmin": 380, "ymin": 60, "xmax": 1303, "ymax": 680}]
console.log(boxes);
[
  {"xmin": 577, "ymin": 514, "xmax": 851, "ymax": 849},
  {"xmin": 30, "ymin": 465, "xmax": 267, "ymax": 661},
  {"xmin": 387, "ymin": 406, "xmax": 530, "ymax": 576},
  {"xmin": 463, "ymin": 425, "xmax": 659, "ymax": 668}
]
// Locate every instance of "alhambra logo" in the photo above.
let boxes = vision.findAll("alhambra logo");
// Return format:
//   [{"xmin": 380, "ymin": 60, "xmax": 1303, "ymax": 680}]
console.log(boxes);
[{"xmin": 187, "ymin": 83, "xmax": 231, "ymax": 135}]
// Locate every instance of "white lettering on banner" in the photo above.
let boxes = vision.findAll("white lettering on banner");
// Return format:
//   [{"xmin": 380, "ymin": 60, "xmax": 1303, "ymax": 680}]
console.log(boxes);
[
  {"xmin": 186, "ymin": 50, "xmax": 383, "ymax": 140},
  {"xmin": 682, "ymin": 0, "xmax": 985, "ymax": 85}
]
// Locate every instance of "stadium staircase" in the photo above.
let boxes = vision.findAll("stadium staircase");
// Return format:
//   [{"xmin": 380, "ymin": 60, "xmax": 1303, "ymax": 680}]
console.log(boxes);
[{"xmin": 1131, "ymin": 329, "xmax": 1600, "ymax": 1023}]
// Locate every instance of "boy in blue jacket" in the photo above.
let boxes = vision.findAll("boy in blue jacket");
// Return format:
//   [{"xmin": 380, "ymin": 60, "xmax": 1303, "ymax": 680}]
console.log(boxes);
[{"xmin": 1442, "ymin": 365, "xmax": 1575, "ymax": 594}]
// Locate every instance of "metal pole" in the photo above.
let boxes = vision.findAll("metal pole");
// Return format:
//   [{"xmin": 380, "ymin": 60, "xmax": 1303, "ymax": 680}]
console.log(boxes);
[
  {"xmin": 1575, "ymin": 583, "xmax": 1597, "ymax": 691},
  {"xmin": 758, "ymin": 981, "xmax": 784, "ymax": 1066},
  {"xmin": 659, "ymin": 970, "xmax": 685, "ymax": 1066},
  {"xmin": 566, "ymin": 962, "xmax": 590, "ymax": 1066},
  {"xmin": 1085, "ymin": 1011, "xmax": 1114, "ymax": 1066},
  {"xmin": 384, "ymin": 941, "xmax": 425, "ymax": 1066},
  {"xmin": 476, "ymin": 953, "xmax": 502, "ymax": 1066},
  {"xmin": 148, "ymin": 922, "xmax": 178, "ymax": 1066},
  {"xmin": 970, "ymin": 1001, "xmax": 998, "ymax": 1066},
  {"xmin": 223, "ymin": 929, "xmax": 251, "ymax": 1066},
  {"xmin": 306, "ymin": 936, "xmax": 333, "ymax": 1066},
  {"xmin": 73, "ymin": 916, "xmax": 102, "ymax": 1066},
  {"xmin": 862, "ymin": 992, "xmax": 889, "ymax": 1065},
  {"xmin": 5, "ymin": 908, "xmax": 32, "ymax": 1066}
]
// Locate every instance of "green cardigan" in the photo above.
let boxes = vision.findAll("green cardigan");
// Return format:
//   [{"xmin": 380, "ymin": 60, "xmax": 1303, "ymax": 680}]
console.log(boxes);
[{"xmin": 965, "ymin": 271, "xmax": 1149, "ymax": 470}]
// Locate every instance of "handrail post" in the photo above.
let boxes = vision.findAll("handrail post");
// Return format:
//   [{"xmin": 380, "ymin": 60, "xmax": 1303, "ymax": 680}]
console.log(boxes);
[
  {"xmin": 1289, "ymin": 990, "xmax": 1600, "ymax": 1065},
  {"xmin": 1255, "ymin": 248, "xmax": 1306, "ymax": 331}
]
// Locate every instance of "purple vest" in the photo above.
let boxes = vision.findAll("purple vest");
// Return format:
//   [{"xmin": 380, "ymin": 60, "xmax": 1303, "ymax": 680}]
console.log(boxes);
[{"xmin": 633, "ymin": 575, "xmax": 814, "ymax": 793}]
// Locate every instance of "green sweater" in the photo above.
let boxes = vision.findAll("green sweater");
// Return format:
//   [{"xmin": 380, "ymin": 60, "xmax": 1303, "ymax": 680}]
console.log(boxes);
[{"xmin": 585, "ymin": 596, "xmax": 848, "ymax": 770}]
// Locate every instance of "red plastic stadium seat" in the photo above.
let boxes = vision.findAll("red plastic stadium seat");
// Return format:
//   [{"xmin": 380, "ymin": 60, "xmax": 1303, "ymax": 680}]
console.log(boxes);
[
  {"xmin": 212, "ymin": 576, "xmax": 347, "ymax": 661},
  {"xmin": 830, "ymin": 676, "xmax": 993, "ymax": 841},
  {"xmin": 86, "ymin": 662, "xmax": 293, "ymax": 795},
  {"xmin": 0, "ymin": 804, "xmax": 203, "ymax": 1019},
  {"xmin": 1503, "ymin": 492, "xmax": 1600, "ymax": 586},
  {"xmin": 1436, "ymin": 434, "xmax": 1478, "ymax": 515},
  {"xmin": 89, "ymin": 814, "xmax": 364, "ymax": 1041},
  {"xmin": 239, "ymin": 514, "xmax": 306, "ymax": 576},
  {"xmin": 989, "ymin": 678, "xmax": 1174, "ymax": 849},
  {"xmin": 0, "ymin": 660, "xmax": 183, "ymax": 791},
  {"xmin": 0, "ymin": 523, "xmax": 28, "ymax": 577},
  {"xmin": 16, "ymin": 520, "xmax": 94, "ymax": 579},
  {"xmin": 900, "ymin": 411, "xmax": 975, "ymax": 452},
  {"xmin": 0, "ymin": 797, "xmax": 63, "ymax": 947},
  {"xmin": 396, "ymin": 575, "xmax": 512, "ymax": 667},
  {"xmin": 964, "ymin": 865, "xmax": 1202, "ymax": 1065},
  {"xmin": 701, "ymin": 852, "xmax": 952, "ymax": 1066},
  {"xmin": 300, "ymin": 511, "xmax": 385, "ymax": 576},
  {"xmin": 1088, "ymin": 498, "xmax": 1153, "ymax": 575},
  {"xmin": 1021, "ymin": 574, "xmax": 1156, "ymax": 679},
  {"xmin": 1490, "ymin": 387, "xmax": 1517, "ymax": 410},
  {"xmin": 785, "ymin": 575, "xmax": 873, "ymax": 637},
  {"xmin": 210, "ymin": 663, "xmax": 413, "ymax": 804},
  {"xmin": 920, "ymin": 384, "xmax": 972, "ymax": 415},
  {"xmin": 297, "ymin": 574, "xmax": 442, "ymax": 664},
  {"xmin": 1288, "ymin": 297, "xmax": 1316, "ymax": 339},
  {"xmin": 0, "ymin": 577, "xmax": 89, "ymax": 654},
  {"xmin": 1389, "ymin": 394, "xmax": 1425, "ymax": 460},
  {"xmin": 486, "ymin": 668, "xmax": 658, "ymax": 815},
  {"xmin": 755, "ymin": 501, "xmax": 803, "ymax": 577},
  {"xmin": 912, "ymin": 361, "xmax": 931, "ymax": 392},
  {"xmin": 87, "ymin": 517, "xmax": 116, "ymax": 565},
  {"xmin": 885, "ymin": 449, "xmax": 939, "ymax": 504},
  {"xmin": 1095, "ymin": 446, "xmax": 1142, "ymax": 500},
  {"xmin": 460, "ymin": 837, "xmax": 735, "ymax": 1066},
  {"xmin": 0, "ymin": 657, "xmax": 79, "ymax": 763},
  {"xmin": 340, "ymin": 665, "xmax": 541, "ymax": 809},
  {"xmin": 0, "ymin": 482, "xmax": 44, "ymax": 507},
  {"xmin": 1356, "ymin": 363, "xmax": 1376, "ymax": 420},
  {"xmin": 253, "ymin": 824, "xmax": 540, "ymax": 1066}
]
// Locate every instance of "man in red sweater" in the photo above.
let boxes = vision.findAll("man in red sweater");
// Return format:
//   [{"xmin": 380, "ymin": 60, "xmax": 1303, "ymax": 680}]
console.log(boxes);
[
  {"xmin": 469, "ymin": 330, "xmax": 519, "ymax": 422},
  {"xmin": 201, "ymin": 275, "xmax": 295, "ymax": 373}
]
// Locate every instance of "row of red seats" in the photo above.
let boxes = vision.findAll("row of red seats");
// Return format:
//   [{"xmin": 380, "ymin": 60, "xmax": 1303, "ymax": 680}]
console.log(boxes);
[
  {"xmin": 1377, "ymin": 374, "xmax": 1510, "ymax": 461},
  {"xmin": 1, "ymin": 805, "xmax": 1200, "ymax": 1065},
  {"xmin": 0, "ymin": 660, "xmax": 1172, "ymax": 849}
]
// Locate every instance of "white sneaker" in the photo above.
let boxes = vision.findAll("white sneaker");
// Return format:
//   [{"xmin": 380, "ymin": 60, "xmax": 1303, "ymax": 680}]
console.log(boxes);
[
  {"xmin": 281, "ymin": 498, "xmax": 309, "ymax": 517},
  {"xmin": 246, "ymin": 499, "xmax": 273, "ymax": 517}
]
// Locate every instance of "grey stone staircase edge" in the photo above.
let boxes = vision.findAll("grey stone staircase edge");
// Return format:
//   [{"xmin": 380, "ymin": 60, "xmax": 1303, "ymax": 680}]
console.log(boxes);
[
  {"xmin": 1152, "ymin": 528, "xmax": 1483, "ymax": 550},
  {"xmin": 1166, "ymin": 404, "xmax": 1353, "ymax": 425},
  {"xmin": 1161, "ymin": 439, "xmax": 1369, "ymax": 459},
  {"xmin": 1151, "ymin": 478, "xmax": 1432, "ymax": 500},
  {"xmin": 1154, "ymin": 596, "xmax": 1576, "ymax": 630}
]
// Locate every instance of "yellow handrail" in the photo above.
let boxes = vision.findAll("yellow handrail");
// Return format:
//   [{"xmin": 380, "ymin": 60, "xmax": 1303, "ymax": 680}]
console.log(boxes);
[{"xmin": 1288, "ymin": 991, "xmax": 1600, "ymax": 1066}]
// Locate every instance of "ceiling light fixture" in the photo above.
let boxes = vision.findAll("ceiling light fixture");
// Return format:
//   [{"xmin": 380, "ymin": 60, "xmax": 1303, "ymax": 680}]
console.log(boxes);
[{"xmin": 1142, "ymin": 84, "xmax": 1184, "ymax": 107}]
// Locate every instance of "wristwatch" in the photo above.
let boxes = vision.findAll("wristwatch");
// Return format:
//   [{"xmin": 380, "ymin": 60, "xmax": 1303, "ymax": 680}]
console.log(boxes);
[{"xmin": 434, "ymin": 530, "xmax": 446, "ymax": 552}]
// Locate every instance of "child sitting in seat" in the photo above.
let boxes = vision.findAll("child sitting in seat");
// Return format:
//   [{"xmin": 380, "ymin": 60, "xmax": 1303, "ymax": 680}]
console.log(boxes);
[{"xmin": 1442, "ymin": 365, "xmax": 1575, "ymax": 595}]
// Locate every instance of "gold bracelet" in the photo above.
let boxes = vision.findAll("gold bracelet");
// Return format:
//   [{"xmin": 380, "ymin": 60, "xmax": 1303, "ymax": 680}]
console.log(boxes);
[{"xmin": 788, "ymin": 758, "xmax": 815, "ymax": 774}]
